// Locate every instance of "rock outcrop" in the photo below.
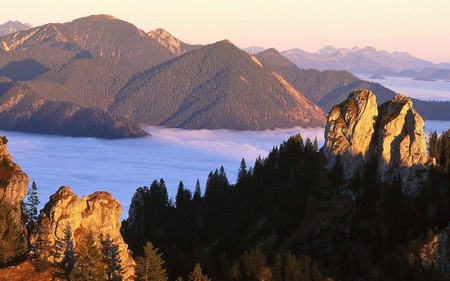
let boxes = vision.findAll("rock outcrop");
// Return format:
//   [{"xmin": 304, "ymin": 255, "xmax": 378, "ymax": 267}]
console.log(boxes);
[
  {"xmin": 322, "ymin": 89, "xmax": 434, "ymax": 194},
  {"xmin": 0, "ymin": 138, "xmax": 29, "ymax": 210},
  {"xmin": 30, "ymin": 186, "xmax": 135, "ymax": 280},
  {"xmin": 322, "ymin": 90, "xmax": 378, "ymax": 180},
  {"xmin": 377, "ymin": 94, "xmax": 434, "ymax": 194},
  {"xmin": 0, "ymin": 136, "xmax": 29, "ymax": 257}
]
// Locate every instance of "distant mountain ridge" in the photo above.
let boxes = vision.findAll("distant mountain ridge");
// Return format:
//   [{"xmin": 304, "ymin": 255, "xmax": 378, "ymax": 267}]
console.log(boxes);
[
  {"xmin": 0, "ymin": 20, "xmax": 32, "ymax": 37},
  {"xmin": 280, "ymin": 45, "xmax": 450, "ymax": 74},
  {"xmin": 254, "ymin": 48, "xmax": 450, "ymax": 121}
]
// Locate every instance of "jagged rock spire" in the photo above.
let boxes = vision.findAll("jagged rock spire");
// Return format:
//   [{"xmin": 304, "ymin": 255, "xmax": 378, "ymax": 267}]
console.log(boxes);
[
  {"xmin": 322, "ymin": 89, "xmax": 378, "ymax": 180},
  {"xmin": 322, "ymin": 89, "xmax": 435, "ymax": 195}
]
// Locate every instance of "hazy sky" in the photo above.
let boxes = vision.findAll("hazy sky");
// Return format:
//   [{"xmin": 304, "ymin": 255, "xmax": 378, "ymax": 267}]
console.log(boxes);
[{"xmin": 3, "ymin": 0, "xmax": 449, "ymax": 63}]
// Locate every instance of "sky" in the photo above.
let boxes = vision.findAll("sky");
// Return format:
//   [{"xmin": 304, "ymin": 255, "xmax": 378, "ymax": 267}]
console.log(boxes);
[{"xmin": 2, "ymin": 1, "xmax": 450, "ymax": 63}]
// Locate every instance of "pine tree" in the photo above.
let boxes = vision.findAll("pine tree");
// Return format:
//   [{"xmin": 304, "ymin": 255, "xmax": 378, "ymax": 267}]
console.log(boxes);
[
  {"xmin": 176, "ymin": 181, "xmax": 186, "ymax": 208},
  {"xmin": 102, "ymin": 235, "xmax": 125, "ymax": 281},
  {"xmin": 218, "ymin": 251, "xmax": 230, "ymax": 280},
  {"xmin": 175, "ymin": 181, "xmax": 192, "ymax": 209},
  {"xmin": 53, "ymin": 223, "xmax": 75, "ymax": 277},
  {"xmin": 22, "ymin": 181, "xmax": 40, "ymax": 232},
  {"xmin": 236, "ymin": 158, "xmax": 248, "ymax": 185},
  {"xmin": 134, "ymin": 241, "xmax": 168, "ymax": 281},
  {"xmin": 193, "ymin": 179, "xmax": 202, "ymax": 201},
  {"xmin": 70, "ymin": 228, "xmax": 106, "ymax": 281},
  {"xmin": 241, "ymin": 248, "xmax": 266, "ymax": 281},
  {"xmin": 271, "ymin": 254, "xmax": 283, "ymax": 281},
  {"xmin": 229, "ymin": 260, "xmax": 242, "ymax": 281},
  {"xmin": 188, "ymin": 263, "xmax": 211, "ymax": 281},
  {"xmin": 32, "ymin": 221, "xmax": 53, "ymax": 272},
  {"xmin": 283, "ymin": 253, "xmax": 301, "ymax": 281}
]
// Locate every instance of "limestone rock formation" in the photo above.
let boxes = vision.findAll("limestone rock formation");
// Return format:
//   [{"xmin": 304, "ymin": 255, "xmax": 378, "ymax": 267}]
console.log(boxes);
[
  {"xmin": 0, "ymin": 138, "xmax": 29, "ymax": 210},
  {"xmin": 30, "ymin": 186, "xmax": 135, "ymax": 280},
  {"xmin": 377, "ymin": 94, "xmax": 434, "ymax": 194},
  {"xmin": 322, "ymin": 89, "xmax": 378, "ymax": 179},
  {"xmin": 322, "ymin": 90, "xmax": 434, "ymax": 194},
  {"xmin": 0, "ymin": 137, "xmax": 29, "ymax": 257}
]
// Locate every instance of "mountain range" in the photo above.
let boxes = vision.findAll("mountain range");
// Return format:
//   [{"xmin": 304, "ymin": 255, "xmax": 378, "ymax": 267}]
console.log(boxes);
[
  {"xmin": 0, "ymin": 16, "xmax": 449, "ymax": 138},
  {"xmin": 246, "ymin": 45, "xmax": 450, "ymax": 76}
]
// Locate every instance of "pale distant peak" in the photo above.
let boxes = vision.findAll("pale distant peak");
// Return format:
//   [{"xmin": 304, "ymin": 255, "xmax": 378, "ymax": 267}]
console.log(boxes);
[
  {"xmin": 92, "ymin": 14, "xmax": 117, "ymax": 20},
  {"xmin": 317, "ymin": 45, "xmax": 337, "ymax": 54}
]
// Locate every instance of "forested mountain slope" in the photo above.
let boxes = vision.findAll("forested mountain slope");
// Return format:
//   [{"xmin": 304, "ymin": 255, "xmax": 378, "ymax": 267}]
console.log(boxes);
[
  {"xmin": 0, "ymin": 82, "xmax": 148, "ymax": 138},
  {"xmin": 35, "ymin": 57, "xmax": 133, "ymax": 109},
  {"xmin": 111, "ymin": 40, "xmax": 326, "ymax": 130}
]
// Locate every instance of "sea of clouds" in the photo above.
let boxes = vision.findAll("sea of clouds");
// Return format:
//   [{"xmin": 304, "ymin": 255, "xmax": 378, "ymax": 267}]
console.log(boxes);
[
  {"xmin": 3, "ymin": 126, "xmax": 325, "ymax": 219},
  {"xmin": 3, "ymin": 76, "xmax": 450, "ymax": 220}
]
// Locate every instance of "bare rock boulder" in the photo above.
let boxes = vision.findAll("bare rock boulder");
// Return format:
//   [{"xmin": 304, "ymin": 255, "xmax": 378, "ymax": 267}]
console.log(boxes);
[{"xmin": 31, "ymin": 186, "xmax": 135, "ymax": 280}]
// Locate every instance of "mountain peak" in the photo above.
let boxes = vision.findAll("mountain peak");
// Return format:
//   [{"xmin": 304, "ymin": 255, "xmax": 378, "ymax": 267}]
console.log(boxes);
[
  {"xmin": 0, "ymin": 20, "xmax": 33, "ymax": 36},
  {"xmin": 317, "ymin": 45, "xmax": 337, "ymax": 54},
  {"xmin": 361, "ymin": 46, "xmax": 377, "ymax": 53},
  {"xmin": 77, "ymin": 14, "xmax": 118, "ymax": 21}
]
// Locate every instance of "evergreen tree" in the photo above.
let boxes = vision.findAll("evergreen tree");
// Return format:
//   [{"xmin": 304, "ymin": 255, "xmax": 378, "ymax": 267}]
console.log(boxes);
[
  {"xmin": 32, "ymin": 222, "xmax": 53, "ymax": 272},
  {"xmin": 241, "ymin": 248, "xmax": 266, "ymax": 281},
  {"xmin": 218, "ymin": 251, "xmax": 231, "ymax": 280},
  {"xmin": 283, "ymin": 253, "xmax": 301, "ymax": 281},
  {"xmin": 176, "ymin": 181, "xmax": 192, "ymax": 209},
  {"xmin": 102, "ymin": 235, "xmax": 125, "ymax": 281},
  {"xmin": 53, "ymin": 223, "xmax": 75, "ymax": 277},
  {"xmin": 188, "ymin": 263, "xmax": 211, "ymax": 281},
  {"xmin": 0, "ymin": 202, "xmax": 26, "ymax": 265},
  {"xmin": 22, "ymin": 181, "xmax": 40, "ymax": 232},
  {"xmin": 236, "ymin": 158, "xmax": 248, "ymax": 185},
  {"xmin": 176, "ymin": 181, "xmax": 186, "ymax": 208},
  {"xmin": 193, "ymin": 179, "xmax": 202, "ymax": 200},
  {"xmin": 134, "ymin": 241, "xmax": 168, "ymax": 281},
  {"xmin": 229, "ymin": 260, "xmax": 242, "ymax": 281},
  {"xmin": 70, "ymin": 228, "xmax": 106, "ymax": 281},
  {"xmin": 271, "ymin": 254, "xmax": 283, "ymax": 281}
]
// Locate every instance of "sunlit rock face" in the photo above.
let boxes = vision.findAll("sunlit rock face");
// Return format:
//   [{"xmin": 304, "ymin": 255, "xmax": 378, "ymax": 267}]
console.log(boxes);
[
  {"xmin": 0, "ymin": 138, "xmax": 29, "ymax": 255},
  {"xmin": 322, "ymin": 90, "xmax": 434, "ymax": 195},
  {"xmin": 30, "ymin": 186, "xmax": 135, "ymax": 280},
  {"xmin": 0, "ymin": 138, "xmax": 29, "ymax": 213},
  {"xmin": 322, "ymin": 89, "xmax": 378, "ymax": 180},
  {"xmin": 377, "ymin": 94, "xmax": 435, "ymax": 195}
]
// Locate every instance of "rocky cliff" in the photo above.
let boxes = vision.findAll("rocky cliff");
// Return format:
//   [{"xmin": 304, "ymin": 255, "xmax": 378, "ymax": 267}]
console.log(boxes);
[
  {"xmin": 0, "ymin": 136, "xmax": 29, "ymax": 259},
  {"xmin": 322, "ymin": 89, "xmax": 434, "ymax": 194},
  {"xmin": 30, "ymin": 186, "xmax": 135, "ymax": 280}
]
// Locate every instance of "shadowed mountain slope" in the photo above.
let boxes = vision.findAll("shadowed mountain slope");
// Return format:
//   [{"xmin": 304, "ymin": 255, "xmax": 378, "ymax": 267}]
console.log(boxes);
[
  {"xmin": 110, "ymin": 40, "xmax": 326, "ymax": 130},
  {"xmin": 0, "ymin": 82, "xmax": 148, "ymax": 138}
]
